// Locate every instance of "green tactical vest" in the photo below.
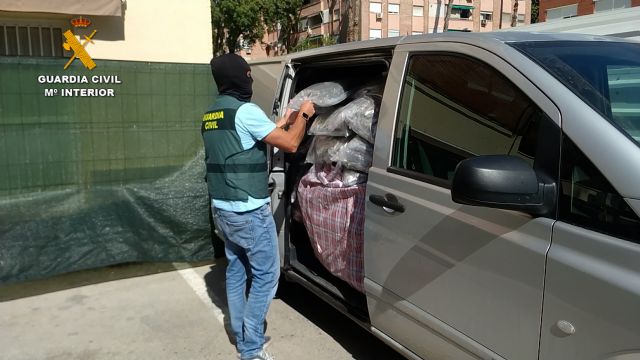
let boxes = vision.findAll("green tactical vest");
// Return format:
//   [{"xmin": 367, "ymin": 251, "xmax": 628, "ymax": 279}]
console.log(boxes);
[{"xmin": 201, "ymin": 95, "xmax": 269, "ymax": 201}]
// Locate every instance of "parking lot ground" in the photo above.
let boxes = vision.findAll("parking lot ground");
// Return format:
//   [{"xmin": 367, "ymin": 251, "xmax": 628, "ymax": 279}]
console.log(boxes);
[{"xmin": 0, "ymin": 261, "xmax": 405, "ymax": 360}]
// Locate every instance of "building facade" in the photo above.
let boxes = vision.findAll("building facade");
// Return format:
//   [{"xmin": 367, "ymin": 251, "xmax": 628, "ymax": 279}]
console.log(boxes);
[
  {"xmin": 539, "ymin": 0, "xmax": 640, "ymax": 21},
  {"xmin": 359, "ymin": 0, "xmax": 530, "ymax": 37},
  {"xmin": 302, "ymin": 0, "xmax": 531, "ymax": 39},
  {"xmin": 0, "ymin": 0, "xmax": 212, "ymax": 63},
  {"xmin": 243, "ymin": 0, "xmax": 530, "ymax": 59}
]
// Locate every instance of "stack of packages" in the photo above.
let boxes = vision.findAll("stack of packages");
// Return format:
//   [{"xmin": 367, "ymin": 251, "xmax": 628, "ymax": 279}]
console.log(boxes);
[{"xmin": 290, "ymin": 82, "xmax": 380, "ymax": 292}]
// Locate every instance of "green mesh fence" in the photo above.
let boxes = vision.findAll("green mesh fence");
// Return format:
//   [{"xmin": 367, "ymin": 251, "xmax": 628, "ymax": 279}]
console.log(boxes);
[{"xmin": 0, "ymin": 57, "xmax": 219, "ymax": 283}]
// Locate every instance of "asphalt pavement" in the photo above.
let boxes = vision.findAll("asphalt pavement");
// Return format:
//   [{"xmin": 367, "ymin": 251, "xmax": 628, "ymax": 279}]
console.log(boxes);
[{"xmin": 0, "ymin": 261, "xmax": 406, "ymax": 360}]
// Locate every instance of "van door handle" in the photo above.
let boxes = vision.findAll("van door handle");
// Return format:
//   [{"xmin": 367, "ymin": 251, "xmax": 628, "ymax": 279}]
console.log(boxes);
[{"xmin": 369, "ymin": 194, "xmax": 405, "ymax": 213}]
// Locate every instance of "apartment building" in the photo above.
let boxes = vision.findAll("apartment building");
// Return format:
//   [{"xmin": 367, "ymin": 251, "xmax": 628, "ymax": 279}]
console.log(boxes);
[
  {"xmin": 300, "ymin": 0, "xmax": 530, "ymax": 41},
  {"xmin": 242, "ymin": 0, "xmax": 530, "ymax": 59},
  {"xmin": 539, "ymin": 0, "xmax": 640, "ymax": 21}
]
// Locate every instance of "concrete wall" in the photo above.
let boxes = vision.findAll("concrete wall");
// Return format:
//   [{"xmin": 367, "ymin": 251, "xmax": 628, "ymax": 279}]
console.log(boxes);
[
  {"xmin": 507, "ymin": 6, "xmax": 640, "ymax": 41},
  {"xmin": 539, "ymin": 0, "xmax": 640, "ymax": 21},
  {"xmin": 89, "ymin": 0, "xmax": 213, "ymax": 63},
  {"xmin": 539, "ymin": 0, "xmax": 594, "ymax": 21},
  {"xmin": 0, "ymin": 0, "xmax": 213, "ymax": 63}
]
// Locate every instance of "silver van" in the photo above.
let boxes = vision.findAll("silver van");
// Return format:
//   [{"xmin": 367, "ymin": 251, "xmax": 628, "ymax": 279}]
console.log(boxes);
[{"xmin": 263, "ymin": 32, "xmax": 640, "ymax": 360}]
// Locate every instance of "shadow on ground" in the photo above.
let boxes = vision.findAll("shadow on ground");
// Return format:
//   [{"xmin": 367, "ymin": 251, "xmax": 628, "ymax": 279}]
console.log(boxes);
[
  {"xmin": 0, "ymin": 261, "xmax": 212, "ymax": 301},
  {"xmin": 203, "ymin": 261, "xmax": 405, "ymax": 360}
]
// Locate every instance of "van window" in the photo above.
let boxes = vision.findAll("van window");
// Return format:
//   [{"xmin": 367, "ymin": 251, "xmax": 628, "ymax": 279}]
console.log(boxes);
[
  {"xmin": 391, "ymin": 53, "xmax": 550, "ymax": 184},
  {"xmin": 511, "ymin": 41, "xmax": 640, "ymax": 147},
  {"xmin": 559, "ymin": 137, "xmax": 640, "ymax": 243}
]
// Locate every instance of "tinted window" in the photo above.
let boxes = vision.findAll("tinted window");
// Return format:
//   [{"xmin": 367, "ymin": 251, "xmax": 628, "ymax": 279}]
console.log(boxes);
[
  {"xmin": 511, "ymin": 41, "xmax": 640, "ymax": 147},
  {"xmin": 559, "ymin": 138, "xmax": 640, "ymax": 243},
  {"xmin": 392, "ymin": 53, "xmax": 552, "ymax": 184}
]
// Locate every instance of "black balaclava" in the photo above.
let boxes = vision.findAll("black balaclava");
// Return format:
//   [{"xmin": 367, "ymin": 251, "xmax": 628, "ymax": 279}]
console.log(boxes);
[{"xmin": 210, "ymin": 53, "xmax": 253, "ymax": 102}]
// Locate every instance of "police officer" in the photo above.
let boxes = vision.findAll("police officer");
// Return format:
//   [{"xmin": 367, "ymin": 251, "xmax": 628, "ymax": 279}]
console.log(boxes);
[{"xmin": 202, "ymin": 53, "xmax": 314, "ymax": 360}]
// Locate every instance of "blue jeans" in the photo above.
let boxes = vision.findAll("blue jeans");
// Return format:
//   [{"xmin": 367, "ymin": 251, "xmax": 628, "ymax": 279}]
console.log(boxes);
[{"xmin": 212, "ymin": 203, "xmax": 279, "ymax": 360}]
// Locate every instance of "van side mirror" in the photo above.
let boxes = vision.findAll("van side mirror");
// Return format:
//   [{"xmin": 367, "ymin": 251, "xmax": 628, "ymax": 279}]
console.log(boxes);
[{"xmin": 451, "ymin": 155, "xmax": 556, "ymax": 217}]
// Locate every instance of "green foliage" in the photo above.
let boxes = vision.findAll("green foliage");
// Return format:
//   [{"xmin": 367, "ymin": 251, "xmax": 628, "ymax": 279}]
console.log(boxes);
[
  {"xmin": 211, "ymin": 0, "xmax": 265, "ymax": 54},
  {"xmin": 292, "ymin": 35, "xmax": 337, "ymax": 52},
  {"xmin": 211, "ymin": 0, "xmax": 302, "ymax": 55},
  {"xmin": 292, "ymin": 36, "xmax": 313, "ymax": 52},
  {"xmin": 322, "ymin": 34, "xmax": 337, "ymax": 46},
  {"xmin": 261, "ymin": 0, "xmax": 303, "ymax": 52},
  {"xmin": 531, "ymin": 0, "xmax": 539, "ymax": 23}
]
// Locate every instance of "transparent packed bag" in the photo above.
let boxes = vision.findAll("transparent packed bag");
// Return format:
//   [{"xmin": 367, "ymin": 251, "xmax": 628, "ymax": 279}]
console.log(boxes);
[
  {"xmin": 305, "ymin": 136, "xmax": 349, "ymax": 164},
  {"xmin": 288, "ymin": 82, "xmax": 349, "ymax": 110},
  {"xmin": 308, "ymin": 95, "xmax": 378, "ymax": 139},
  {"xmin": 343, "ymin": 96, "xmax": 378, "ymax": 144},
  {"xmin": 342, "ymin": 169, "xmax": 368, "ymax": 186},
  {"xmin": 353, "ymin": 82, "xmax": 384, "ymax": 98},
  {"xmin": 308, "ymin": 111, "xmax": 351, "ymax": 138},
  {"xmin": 333, "ymin": 136, "xmax": 373, "ymax": 173}
]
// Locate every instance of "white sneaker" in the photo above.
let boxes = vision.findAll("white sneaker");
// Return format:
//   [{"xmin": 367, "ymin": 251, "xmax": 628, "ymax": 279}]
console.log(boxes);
[
  {"xmin": 243, "ymin": 349, "xmax": 274, "ymax": 360},
  {"xmin": 236, "ymin": 336, "xmax": 272, "ymax": 359}
]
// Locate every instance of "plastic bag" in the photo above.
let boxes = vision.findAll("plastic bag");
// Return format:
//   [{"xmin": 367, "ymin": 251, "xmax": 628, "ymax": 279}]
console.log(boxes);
[
  {"xmin": 353, "ymin": 82, "xmax": 384, "ymax": 98},
  {"xmin": 309, "ymin": 96, "xmax": 378, "ymax": 139},
  {"xmin": 333, "ymin": 136, "xmax": 373, "ymax": 173},
  {"xmin": 305, "ymin": 136, "xmax": 349, "ymax": 164},
  {"xmin": 297, "ymin": 164, "xmax": 366, "ymax": 292},
  {"xmin": 308, "ymin": 111, "xmax": 352, "ymax": 138},
  {"xmin": 342, "ymin": 169, "xmax": 368, "ymax": 186},
  {"xmin": 343, "ymin": 96, "xmax": 378, "ymax": 143},
  {"xmin": 288, "ymin": 82, "xmax": 349, "ymax": 110}
]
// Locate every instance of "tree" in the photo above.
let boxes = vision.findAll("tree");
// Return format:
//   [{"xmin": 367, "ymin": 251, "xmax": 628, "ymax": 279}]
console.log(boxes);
[
  {"xmin": 432, "ymin": 0, "xmax": 443, "ymax": 32},
  {"xmin": 211, "ymin": 2, "xmax": 227, "ymax": 55},
  {"xmin": 531, "ymin": 0, "xmax": 539, "ymax": 23},
  {"xmin": 338, "ymin": 0, "xmax": 355, "ymax": 43},
  {"xmin": 443, "ymin": 0, "xmax": 454, "ymax": 31},
  {"xmin": 511, "ymin": 0, "xmax": 518, "ymax": 27},
  {"xmin": 261, "ymin": 0, "xmax": 303, "ymax": 52},
  {"xmin": 211, "ymin": 0, "xmax": 265, "ymax": 54},
  {"xmin": 327, "ymin": 0, "xmax": 338, "ymax": 37}
]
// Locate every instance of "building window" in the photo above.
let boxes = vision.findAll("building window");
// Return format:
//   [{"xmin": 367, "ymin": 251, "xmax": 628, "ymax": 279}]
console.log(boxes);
[
  {"xmin": 389, "ymin": 29, "xmax": 400, "ymax": 37},
  {"xmin": 307, "ymin": 13, "xmax": 323, "ymax": 27},
  {"xmin": 501, "ymin": 12, "xmax": 526, "ymax": 23},
  {"xmin": 413, "ymin": 5, "xmax": 424, "ymax": 16},
  {"xmin": 369, "ymin": 29, "xmax": 382, "ymax": 39},
  {"xmin": 0, "ymin": 25, "xmax": 64, "ymax": 57},
  {"xmin": 481, "ymin": 12, "xmax": 493, "ymax": 21},
  {"xmin": 450, "ymin": 5, "xmax": 473, "ymax": 19},
  {"xmin": 595, "ymin": 0, "xmax": 631, "ymax": 12},
  {"xmin": 389, "ymin": 3, "xmax": 400, "ymax": 14},
  {"xmin": 298, "ymin": 18, "xmax": 309, "ymax": 31},
  {"xmin": 370, "ymin": 2, "xmax": 382, "ymax": 13},
  {"xmin": 334, "ymin": 8, "xmax": 340, "ymax": 20},
  {"xmin": 546, "ymin": 4, "xmax": 578, "ymax": 20}
]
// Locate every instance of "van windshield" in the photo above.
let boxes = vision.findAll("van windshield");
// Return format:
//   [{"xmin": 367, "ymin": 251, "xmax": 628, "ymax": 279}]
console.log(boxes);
[{"xmin": 510, "ymin": 41, "xmax": 640, "ymax": 147}]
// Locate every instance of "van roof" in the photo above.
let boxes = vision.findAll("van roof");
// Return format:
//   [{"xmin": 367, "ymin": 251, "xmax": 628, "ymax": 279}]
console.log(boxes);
[{"xmin": 285, "ymin": 31, "xmax": 635, "ymax": 61}]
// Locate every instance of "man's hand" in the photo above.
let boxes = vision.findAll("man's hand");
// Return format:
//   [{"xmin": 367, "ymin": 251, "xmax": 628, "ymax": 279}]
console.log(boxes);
[
  {"xmin": 277, "ymin": 100, "xmax": 315, "ymax": 128},
  {"xmin": 284, "ymin": 108, "xmax": 298, "ymax": 127},
  {"xmin": 276, "ymin": 108, "xmax": 298, "ymax": 128},
  {"xmin": 298, "ymin": 100, "xmax": 315, "ymax": 123},
  {"xmin": 263, "ymin": 100, "xmax": 316, "ymax": 153}
]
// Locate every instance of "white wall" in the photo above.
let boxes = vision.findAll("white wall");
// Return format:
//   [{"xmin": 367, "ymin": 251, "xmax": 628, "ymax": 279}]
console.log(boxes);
[
  {"xmin": 89, "ymin": 0, "xmax": 212, "ymax": 63},
  {"xmin": 505, "ymin": 6, "xmax": 640, "ymax": 41}
]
